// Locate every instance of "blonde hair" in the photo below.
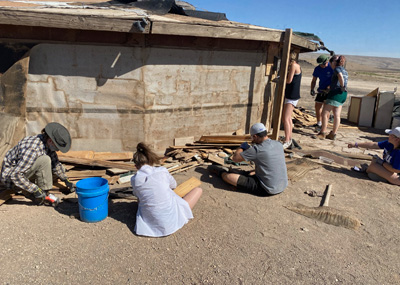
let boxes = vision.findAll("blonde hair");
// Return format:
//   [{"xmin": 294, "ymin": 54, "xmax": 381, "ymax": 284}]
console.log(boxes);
[
  {"xmin": 132, "ymin": 142, "xmax": 161, "ymax": 168},
  {"xmin": 289, "ymin": 50, "xmax": 298, "ymax": 62}
]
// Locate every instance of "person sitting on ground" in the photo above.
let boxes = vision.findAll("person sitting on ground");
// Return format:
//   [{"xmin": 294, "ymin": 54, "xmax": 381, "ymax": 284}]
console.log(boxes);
[
  {"xmin": 0, "ymin": 122, "xmax": 76, "ymax": 205},
  {"xmin": 208, "ymin": 123, "xmax": 288, "ymax": 196},
  {"xmin": 130, "ymin": 142, "xmax": 202, "ymax": 237},
  {"xmin": 348, "ymin": 127, "xmax": 400, "ymax": 186},
  {"xmin": 310, "ymin": 54, "xmax": 334, "ymax": 130},
  {"xmin": 316, "ymin": 55, "xmax": 348, "ymax": 140},
  {"xmin": 282, "ymin": 50, "xmax": 302, "ymax": 149}
]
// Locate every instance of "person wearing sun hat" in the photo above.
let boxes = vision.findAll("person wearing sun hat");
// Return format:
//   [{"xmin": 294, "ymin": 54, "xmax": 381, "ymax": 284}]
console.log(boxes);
[
  {"xmin": 0, "ymin": 122, "xmax": 75, "ymax": 204},
  {"xmin": 348, "ymin": 127, "xmax": 400, "ymax": 185},
  {"xmin": 310, "ymin": 54, "xmax": 334, "ymax": 131},
  {"xmin": 208, "ymin": 123, "xmax": 288, "ymax": 196}
]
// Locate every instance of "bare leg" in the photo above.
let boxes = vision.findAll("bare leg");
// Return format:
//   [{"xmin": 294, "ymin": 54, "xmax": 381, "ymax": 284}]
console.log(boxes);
[
  {"xmin": 315, "ymin": 102, "xmax": 323, "ymax": 123},
  {"xmin": 331, "ymin": 105, "xmax": 342, "ymax": 134},
  {"xmin": 320, "ymin": 104, "xmax": 333, "ymax": 134},
  {"xmin": 282, "ymin": 103, "xmax": 294, "ymax": 142},
  {"xmin": 221, "ymin": 172, "xmax": 240, "ymax": 187},
  {"xmin": 367, "ymin": 160, "xmax": 400, "ymax": 186},
  {"xmin": 183, "ymin": 187, "xmax": 203, "ymax": 209}
]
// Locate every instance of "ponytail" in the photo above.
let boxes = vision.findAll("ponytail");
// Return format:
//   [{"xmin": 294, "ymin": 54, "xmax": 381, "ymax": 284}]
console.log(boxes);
[{"xmin": 133, "ymin": 142, "xmax": 161, "ymax": 168}]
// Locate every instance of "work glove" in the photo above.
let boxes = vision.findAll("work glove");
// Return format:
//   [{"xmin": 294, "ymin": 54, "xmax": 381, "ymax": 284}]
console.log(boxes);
[
  {"xmin": 64, "ymin": 179, "xmax": 76, "ymax": 193},
  {"xmin": 33, "ymin": 187, "xmax": 46, "ymax": 205},
  {"xmin": 310, "ymin": 90, "xmax": 315, "ymax": 96},
  {"xmin": 240, "ymin": 142, "xmax": 250, "ymax": 150}
]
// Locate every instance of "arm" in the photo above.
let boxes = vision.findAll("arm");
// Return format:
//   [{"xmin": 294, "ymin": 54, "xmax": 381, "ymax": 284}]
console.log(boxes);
[
  {"xmin": 337, "ymin": 72, "xmax": 345, "ymax": 89},
  {"xmin": 348, "ymin": 141, "xmax": 380, "ymax": 149},
  {"xmin": 232, "ymin": 148, "xmax": 245, "ymax": 163},
  {"xmin": 311, "ymin": 76, "xmax": 317, "ymax": 91},
  {"xmin": 10, "ymin": 152, "xmax": 40, "ymax": 193},
  {"xmin": 286, "ymin": 63, "xmax": 296, "ymax": 84}
]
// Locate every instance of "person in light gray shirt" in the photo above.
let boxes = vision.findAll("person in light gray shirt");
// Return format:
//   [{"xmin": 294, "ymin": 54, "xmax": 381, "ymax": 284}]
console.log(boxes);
[{"xmin": 209, "ymin": 123, "xmax": 288, "ymax": 196}]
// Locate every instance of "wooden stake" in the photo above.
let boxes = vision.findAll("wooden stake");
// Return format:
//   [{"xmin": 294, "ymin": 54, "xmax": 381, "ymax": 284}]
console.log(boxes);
[
  {"xmin": 322, "ymin": 184, "xmax": 333, "ymax": 207},
  {"xmin": 272, "ymin": 28, "xmax": 292, "ymax": 140}
]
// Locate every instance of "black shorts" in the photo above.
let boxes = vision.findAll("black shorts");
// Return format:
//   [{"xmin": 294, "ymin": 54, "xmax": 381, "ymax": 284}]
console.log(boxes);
[
  {"xmin": 237, "ymin": 174, "xmax": 270, "ymax": 196},
  {"xmin": 315, "ymin": 92, "xmax": 328, "ymax": 103}
]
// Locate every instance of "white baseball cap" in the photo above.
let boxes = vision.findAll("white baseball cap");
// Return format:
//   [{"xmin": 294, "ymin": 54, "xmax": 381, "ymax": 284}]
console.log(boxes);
[
  {"xmin": 250, "ymin": 123, "xmax": 267, "ymax": 136},
  {"xmin": 385, "ymin": 127, "xmax": 400, "ymax": 138}
]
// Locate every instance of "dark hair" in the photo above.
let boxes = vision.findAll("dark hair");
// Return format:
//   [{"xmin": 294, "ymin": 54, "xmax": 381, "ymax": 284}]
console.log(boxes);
[
  {"xmin": 255, "ymin": 130, "xmax": 267, "ymax": 138},
  {"xmin": 41, "ymin": 128, "xmax": 49, "ymax": 141},
  {"xmin": 329, "ymin": 55, "xmax": 339, "ymax": 63},
  {"xmin": 132, "ymin": 142, "xmax": 161, "ymax": 168},
  {"xmin": 337, "ymin": 55, "xmax": 346, "ymax": 66}
]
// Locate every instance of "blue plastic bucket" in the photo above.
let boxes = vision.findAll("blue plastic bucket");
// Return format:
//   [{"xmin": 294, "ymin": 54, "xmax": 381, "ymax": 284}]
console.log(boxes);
[{"xmin": 76, "ymin": 177, "xmax": 109, "ymax": 223}]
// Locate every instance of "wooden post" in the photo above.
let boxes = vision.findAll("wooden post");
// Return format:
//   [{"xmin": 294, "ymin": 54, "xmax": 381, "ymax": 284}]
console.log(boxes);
[{"xmin": 271, "ymin": 28, "xmax": 292, "ymax": 140}]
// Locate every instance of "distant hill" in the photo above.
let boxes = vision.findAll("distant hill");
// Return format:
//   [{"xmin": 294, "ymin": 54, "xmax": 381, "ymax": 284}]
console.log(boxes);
[{"xmin": 299, "ymin": 53, "xmax": 400, "ymax": 72}]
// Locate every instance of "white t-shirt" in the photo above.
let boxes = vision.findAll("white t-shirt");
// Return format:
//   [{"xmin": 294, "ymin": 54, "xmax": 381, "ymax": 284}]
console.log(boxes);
[{"xmin": 131, "ymin": 165, "xmax": 193, "ymax": 237}]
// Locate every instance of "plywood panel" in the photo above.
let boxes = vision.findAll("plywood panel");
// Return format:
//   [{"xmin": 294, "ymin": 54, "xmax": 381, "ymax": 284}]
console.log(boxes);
[
  {"xmin": 348, "ymin": 97, "xmax": 361, "ymax": 124},
  {"xmin": 358, "ymin": 96, "xmax": 376, "ymax": 127},
  {"xmin": 374, "ymin": 92, "xmax": 395, "ymax": 129}
]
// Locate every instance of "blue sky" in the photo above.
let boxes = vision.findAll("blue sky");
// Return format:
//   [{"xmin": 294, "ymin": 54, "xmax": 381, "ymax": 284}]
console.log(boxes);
[{"xmin": 187, "ymin": 0, "xmax": 400, "ymax": 59}]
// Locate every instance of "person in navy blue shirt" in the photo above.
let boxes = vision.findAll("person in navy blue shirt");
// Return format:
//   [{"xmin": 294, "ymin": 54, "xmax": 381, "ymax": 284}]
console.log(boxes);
[
  {"xmin": 348, "ymin": 127, "xmax": 400, "ymax": 185},
  {"xmin": 310, "ymin": 54, "xmax": 333, "ymax": 130}
]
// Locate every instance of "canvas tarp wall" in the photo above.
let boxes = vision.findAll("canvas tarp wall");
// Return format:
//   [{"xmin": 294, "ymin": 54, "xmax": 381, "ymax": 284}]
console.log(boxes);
[{"xmin": 1, "ymin": 43, "xmax": 267, "ymax": 153}]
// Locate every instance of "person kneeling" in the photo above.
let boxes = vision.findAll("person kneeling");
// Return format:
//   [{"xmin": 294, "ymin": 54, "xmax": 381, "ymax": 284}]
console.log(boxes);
[
  {"xmin": 348, "ymin": 127, "xmax": 400, "ymax": 186},
  {"xmin": 209, "ymin": 123, "xmax": 288, "ymax": 196},
  {"xmin": 130, "ymin": 142, "xmax": 202, "ymax": 237}
]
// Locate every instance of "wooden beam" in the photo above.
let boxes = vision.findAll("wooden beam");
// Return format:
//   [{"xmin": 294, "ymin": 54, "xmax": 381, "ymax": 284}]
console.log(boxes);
[
  {"xmin": 151, "ymin": 21, "xmax": 283, "ymax": 42},
  {"xmin": 59, "ymin": 156, "xmax": 137, "ymax": 171},
  {"xmin": 271, "ymin": 28, "xmax": 292, "ymax": 140},
  {"xmin": 0, "ymin": 8, "xmax": 150, "ymax": 34}
]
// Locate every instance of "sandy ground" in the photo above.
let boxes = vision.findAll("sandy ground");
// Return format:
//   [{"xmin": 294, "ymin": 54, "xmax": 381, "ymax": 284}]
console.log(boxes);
[{"xmin": 1, "ymin": 57, "xmax": 400, "ymax": 284}]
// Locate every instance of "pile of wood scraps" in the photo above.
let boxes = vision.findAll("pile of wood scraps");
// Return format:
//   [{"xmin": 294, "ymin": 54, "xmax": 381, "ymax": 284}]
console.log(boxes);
[
  {"xmin": 164, "ymin": 134, "xmax": 252, "ymax": 173},
  {"xmin": 292, "ymin": 108, "xmax": 317, "ymax": 128}
]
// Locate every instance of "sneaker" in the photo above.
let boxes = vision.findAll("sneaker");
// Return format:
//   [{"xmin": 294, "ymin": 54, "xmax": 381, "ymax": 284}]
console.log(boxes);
[
  {"xmin": 282, "ymin": 139, "xmax": 292, "ymax": 149},
  {"xmin": 326, "ymin": 131, "xmax": 336, "ymax": 140},
  {"xmin": 312, "ymin": 132, "xmax": 326, "ymax": 139},
  {"xmin": 207, "ymin": 165, "xmax": 229, "ymax": 177}
]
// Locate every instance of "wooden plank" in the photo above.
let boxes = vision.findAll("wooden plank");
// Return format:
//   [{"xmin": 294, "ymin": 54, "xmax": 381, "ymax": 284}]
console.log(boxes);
[
  {"xmin": 59, "ymin": 156, "xmax": 137, "ymax": 171},
  {"xmin": 151, "ymin": 21, "xmax": 283, "ymax": 42},
  {"xmin": 199, "ymin": 135, "xmax": 251, "ymax": 143},
  {"xmin": 0, "ymin": 8, "xmax": 150, "ymax": 34},
  {"xmin": 207, "ymin": 154, "xmax": 226, "ymax": 166},
  {"xmin": 272, "ymin": 28, "xmax": 292, "ymax": 140},
  {"xmin": 58, "ymin": 151, "xmax": 95, "ymax": 159},
  {"xmin": 174, "ymin": 136, "xmax": 194, "ymax": 146},
  {"xmin": 107, "ymin": 168, "xmax": 130, "ymax": 175},
  {"xmin": 0, "ymin": 189, "xmax": 15, "ymax": 206},
  {"xmin": 93, "ymin": 152, "xmax": 133, "ymax": 161},
  {"xmin": 168, "ymin": 161, "xmax": 198, "ymax": 173},
  {"xmin": 174, "ymin": 177, "xmax": 202, "ymax": 198},
  {"xmin": 66, "ymin": 170, "xmax": 106, "ymax": 178}
]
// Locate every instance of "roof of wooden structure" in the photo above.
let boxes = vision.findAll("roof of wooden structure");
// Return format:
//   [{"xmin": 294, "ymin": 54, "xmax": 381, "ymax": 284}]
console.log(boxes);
[{"xmin": 0, "ymin": 0, "xmax": 318, "ymax": 52}]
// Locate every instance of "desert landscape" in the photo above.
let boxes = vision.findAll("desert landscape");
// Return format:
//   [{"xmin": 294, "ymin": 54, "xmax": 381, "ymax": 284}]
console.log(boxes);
[{"xmin": 0, "ymin": 53, "xmax": 400, "ymax": 284}]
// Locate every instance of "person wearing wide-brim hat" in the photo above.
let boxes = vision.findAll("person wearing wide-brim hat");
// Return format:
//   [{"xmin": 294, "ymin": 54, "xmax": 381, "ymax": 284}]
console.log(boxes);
[
  {"xmin": 0, "ymin": 122, "xmax": 75, "ymax": 205},
  {"xmin": 348, "ymin": 127, "xmax": 400, "ymax": 185}
]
